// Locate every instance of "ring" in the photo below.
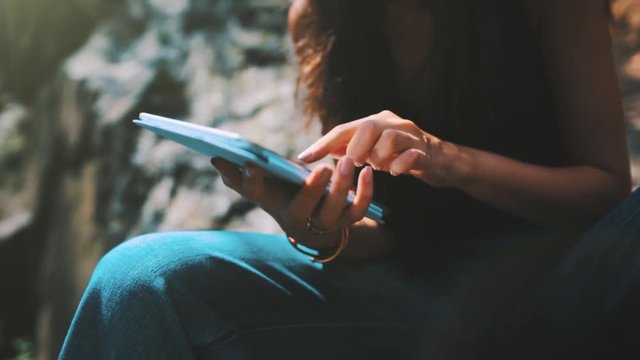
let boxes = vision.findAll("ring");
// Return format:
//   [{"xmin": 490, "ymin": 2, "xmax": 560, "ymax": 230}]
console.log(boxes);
[{"xmin": 306, "ymin": 217, "xmax": 329, "ymax": 235}]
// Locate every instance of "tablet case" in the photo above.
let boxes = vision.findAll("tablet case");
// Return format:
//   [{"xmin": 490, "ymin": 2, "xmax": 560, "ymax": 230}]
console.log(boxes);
[{"xmin": 134, "ymin": 113, "xmax": 387, "ymax": 224}]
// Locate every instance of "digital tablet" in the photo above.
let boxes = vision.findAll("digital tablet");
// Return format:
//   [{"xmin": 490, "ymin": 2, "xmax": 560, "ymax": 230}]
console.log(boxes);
[{"xmin": 134, "ymin": 113, "xmax": 387, "ymax": 224}]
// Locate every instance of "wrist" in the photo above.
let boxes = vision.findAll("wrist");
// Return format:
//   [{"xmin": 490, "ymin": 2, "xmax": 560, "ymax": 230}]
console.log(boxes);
[
  {"xmin": 285, "ymin": 224, "xmax": 344, "ymax": 250},
  {"xmin": 287, "ymin": 226, "xmax": 350, "ymax": 264},
  {"xmin": 445, "ymin": 143, "xmax": 475, "ymax": 189},
  {"xmin": 304, "ymin": 229, "xmax": 345, "ymax": 250}
]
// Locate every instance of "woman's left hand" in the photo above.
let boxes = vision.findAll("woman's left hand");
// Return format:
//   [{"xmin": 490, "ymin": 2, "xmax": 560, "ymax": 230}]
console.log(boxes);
[{"xmin": 298, "ymin": 110, "xmax": 469, "ymax": 188}]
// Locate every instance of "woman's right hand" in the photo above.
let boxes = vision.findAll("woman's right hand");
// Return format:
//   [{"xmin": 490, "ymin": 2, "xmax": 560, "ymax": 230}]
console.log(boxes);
[{"xmin": 210, "ymin": 156, "xmax": 374, "ymax": 249}]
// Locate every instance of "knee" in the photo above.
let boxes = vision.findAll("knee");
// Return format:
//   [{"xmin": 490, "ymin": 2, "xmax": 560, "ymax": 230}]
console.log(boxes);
[
  {"xmin": 87, "ymin": 231, "xmax": 285, "ymax": 293},
  {"xmin": 89, "ymin": 233, "xmax": 201, "ymax": 297},
  {"xmin": 66, "ymin": 233, "xmax": 216, "ymax": 351},
  {"xmin": 85, "ymin": 231, "xmax": 308, "ymax": 304}
]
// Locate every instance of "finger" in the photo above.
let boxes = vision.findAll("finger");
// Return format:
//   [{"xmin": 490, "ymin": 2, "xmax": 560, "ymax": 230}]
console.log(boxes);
[
  {"xmin": 388, "ymin": 149, "xmax": 429, "ymax": 176},
  {"xmin": 346, "ymin": 121, "xmax": 382, "ymax": 167},
  {"xmin": 297, "ymin": 111, "xmax": 414, "ymax": 163},
  {"xmin": 314, "ymin": 156, "xmax": 355, "ymax": 228},
  {"xmin": 327, "ymin": 144, "xmax": 348, "ymax": 160},
  {"xmin": 368, "ymin": 129, "xmax": 420, "ymax": 170},
  {"xmin": 340, "ymin": 165, "xmax": 374, "ymax": 226},
  {"xmin": 211, "ymin": 158, "xmax": 243, "ymax": 190},
  {"xmin": 297, "ymin": 123, "xmax": 359, "ymax": 163},
  {"xmin": 244, "ymin": 165, "xmax": 296, "ymax": 216},
  {"xmin": 286, "ymin": 165, "xmax": 333, "ymax": 226}
]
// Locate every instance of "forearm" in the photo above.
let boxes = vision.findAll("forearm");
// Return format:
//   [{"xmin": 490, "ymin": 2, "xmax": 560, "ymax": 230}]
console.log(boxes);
[{"xmin": 454, "ymin": 145, "xmax": 631, "ymax": 230}]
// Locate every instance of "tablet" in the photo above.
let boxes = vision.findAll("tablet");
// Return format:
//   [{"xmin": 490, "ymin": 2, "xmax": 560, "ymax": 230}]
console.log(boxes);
[{"xmin": 134, "ymin": 113, "xmax": 387, "ymax": 224}]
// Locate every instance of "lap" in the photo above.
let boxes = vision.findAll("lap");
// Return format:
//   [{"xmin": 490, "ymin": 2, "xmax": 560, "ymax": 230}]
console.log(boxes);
[
  {"xmin": 96, "ymin": 231, "xmax": 433, "ymax": 359},
  {"xmin": 74, "ymin": 190, "xmax": 640, "ymax": 359}
]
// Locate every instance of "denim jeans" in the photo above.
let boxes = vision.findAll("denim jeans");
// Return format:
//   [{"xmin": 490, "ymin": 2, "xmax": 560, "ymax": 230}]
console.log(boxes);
[{"xmin": 59, "ymin": 190, "xmax": 640, "ymax": 359}]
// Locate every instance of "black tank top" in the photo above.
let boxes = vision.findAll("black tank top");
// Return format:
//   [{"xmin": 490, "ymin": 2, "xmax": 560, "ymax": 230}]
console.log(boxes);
[{"xmin": 344, "ymin": 0, "xmax": 568, "ymax": 267}]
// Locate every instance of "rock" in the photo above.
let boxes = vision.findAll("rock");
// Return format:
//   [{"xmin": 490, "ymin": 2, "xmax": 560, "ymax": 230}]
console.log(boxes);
[
  {"xmin": 625, "ymin": 94, "xmax": 640, "ymax": 130},
  {"xmin": 0, "ymin": 103, "xmax": 27, "ymax": 157},
  {"xmin": 0, "ymin": 0, "xmax": 316, "ymax": 357},
  {"xmin": 0, "ymin": 212, "xmax": 33, "ymax": 244},
  {"xmin": 0, "ymin": 100, "xmax": 39, "ymax": 244},
  {"xmin": 624, "ymin": 52, "xmax": 640, "ymax": 82},
  {"xmin": 0, "ymin": 0, "xmax": 113, "ymax": 100}
]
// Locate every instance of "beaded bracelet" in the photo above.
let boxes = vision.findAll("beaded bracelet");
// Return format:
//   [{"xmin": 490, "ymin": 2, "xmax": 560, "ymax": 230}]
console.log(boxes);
[{"xmin": 287, "ymin": 226, "xmax": 350, "ymax": 264}]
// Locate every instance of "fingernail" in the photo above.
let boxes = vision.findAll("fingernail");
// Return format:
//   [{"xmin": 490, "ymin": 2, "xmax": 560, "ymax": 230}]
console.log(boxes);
[
  {"xmin": 364, "ymin": 166, "xmax": 374, "ymax": 182},
  {"xmin": 297, "ymin": 148, "xmax": 313, "ymax": 161},
  {"xmin": 340, "ymin": 157, "xmax": 354, "ymax": 175}
]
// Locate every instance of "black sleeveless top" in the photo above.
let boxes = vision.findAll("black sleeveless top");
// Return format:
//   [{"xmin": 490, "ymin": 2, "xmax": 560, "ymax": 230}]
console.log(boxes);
[{"xmin": 340, "ymin": 0, "xmax": 568, "ymax": 267}]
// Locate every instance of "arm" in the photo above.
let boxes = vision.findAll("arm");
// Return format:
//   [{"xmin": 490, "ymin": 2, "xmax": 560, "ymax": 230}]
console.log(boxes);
[
  {"xmin": 299, "ymin": 0, "xmax": 631, "ymax": 231},
  {"xmin": 457, "ymin": 149, "xmax": 629, "ymax": 229},
  {"xmin": 458, "ymin": 0, "xmax": 630, "ymax": 229}
]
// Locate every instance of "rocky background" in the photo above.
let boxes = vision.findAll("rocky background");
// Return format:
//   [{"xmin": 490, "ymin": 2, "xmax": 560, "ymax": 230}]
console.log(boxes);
[
  {"xmin": 0, "ymin": 0, "xmax": 318, "ymax": 358},
  {"xmin": 0, "ymin": 0, "xmax": 639, "ymax": 358},
  {"xmin": 614, "ymin": 0, "xmax": 640, "ymax": 183}
]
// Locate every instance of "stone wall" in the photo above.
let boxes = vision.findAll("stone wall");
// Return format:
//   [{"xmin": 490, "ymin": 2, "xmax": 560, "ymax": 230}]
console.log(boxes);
[
  {"xmin": 0, "ymin": 0, "xmax": 320, "ymax": 358},
  {"xmin": 613, "ymin": 0, "xmax": 640, "ymax": 184}
]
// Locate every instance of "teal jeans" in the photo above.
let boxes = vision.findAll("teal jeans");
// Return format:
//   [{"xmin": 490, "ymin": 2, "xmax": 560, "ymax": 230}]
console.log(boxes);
[{"xmin": 60, "ymin": 190, "xmax": 640, "ymax": 359}]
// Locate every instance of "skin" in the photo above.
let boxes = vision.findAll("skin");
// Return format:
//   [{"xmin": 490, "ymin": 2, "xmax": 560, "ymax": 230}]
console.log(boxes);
[
  {"xmin": 210, "ymin": 157, "xmax": 386, "ymax": 258},
  {"xmin": 212, "ymin": 0, "xmax": 631, "ymax": 260}
]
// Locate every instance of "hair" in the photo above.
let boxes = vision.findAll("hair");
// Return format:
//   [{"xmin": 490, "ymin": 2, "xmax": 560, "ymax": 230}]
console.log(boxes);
[
  {"xmin": 288, "ymin": 0, "xmax": 332, "ymax": 127},
  {"xmin": 290, "ymin": 0, "xmax": 387, "ymax": 130},
  {"xmin": 290, "ymin": 0, "xmax": 614, "ymax": 134},
  {"xmin": 290, "ymin": 0, "xmax": 480, "ymax": 133}
]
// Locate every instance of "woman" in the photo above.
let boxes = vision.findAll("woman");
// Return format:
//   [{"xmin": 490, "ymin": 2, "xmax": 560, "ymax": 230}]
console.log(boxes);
[{"xmin": 60, "ymin": 0, "xmax": 639, "ymax": 358}]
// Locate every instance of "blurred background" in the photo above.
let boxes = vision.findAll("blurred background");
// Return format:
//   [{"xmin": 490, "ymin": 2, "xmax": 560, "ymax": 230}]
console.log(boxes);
[{"xmin": 0, "ymin": 0, "xmax": 639, "ymax": 358}]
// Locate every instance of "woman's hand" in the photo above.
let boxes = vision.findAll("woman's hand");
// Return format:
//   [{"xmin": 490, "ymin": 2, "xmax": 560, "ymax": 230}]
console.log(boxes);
[
  {"xmin": 210, "ymin": 156, "xmax": 375, "ymax": 249},
  {"xmin": 297, "ymin": 110, "xmax": 469, "ymax": 188}
]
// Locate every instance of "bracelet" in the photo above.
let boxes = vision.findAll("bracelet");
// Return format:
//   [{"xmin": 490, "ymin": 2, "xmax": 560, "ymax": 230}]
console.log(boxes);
[{"xmin": 287, "ymin": 227, "xmax": 350, "ymax": 264}]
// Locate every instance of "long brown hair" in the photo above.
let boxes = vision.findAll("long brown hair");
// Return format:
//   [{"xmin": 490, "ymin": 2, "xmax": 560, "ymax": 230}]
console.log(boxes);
[
  {"xmin": 290, "ymin": 0, "xmax": 614, "ymax": 139},
  {"xmin": 290, "ymin": 0, "xmax": 477, "ymax": 134},
  {"xmin": 290, "ymin": 0, "xmax": 389, "ymax": 131}
]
